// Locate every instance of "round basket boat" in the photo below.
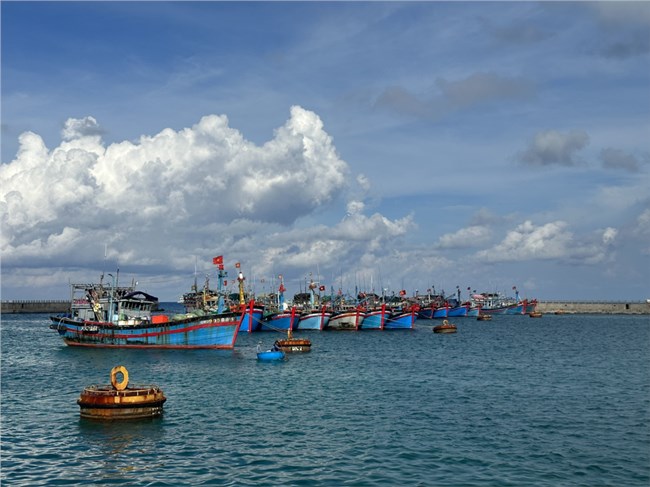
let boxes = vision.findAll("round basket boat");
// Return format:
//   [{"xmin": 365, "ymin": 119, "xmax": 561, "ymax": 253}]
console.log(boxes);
[{"xmin": 77, "ymin": 366, "xmax": 166, "ymax": 420}]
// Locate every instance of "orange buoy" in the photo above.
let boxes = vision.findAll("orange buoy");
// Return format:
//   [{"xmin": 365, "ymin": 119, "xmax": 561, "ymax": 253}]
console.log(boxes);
[{"xmin": 78, "ymin": 366, "xmax": 166, "ymax": 420}]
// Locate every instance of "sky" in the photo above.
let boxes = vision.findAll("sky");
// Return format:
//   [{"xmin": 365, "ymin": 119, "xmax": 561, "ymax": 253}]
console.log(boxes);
[{"xmin": 1, "ymin": 1, "xmax": 649, "ymax": 302}]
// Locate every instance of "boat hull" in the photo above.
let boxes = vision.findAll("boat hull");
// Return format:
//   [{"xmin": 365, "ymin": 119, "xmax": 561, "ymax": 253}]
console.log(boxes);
[
  {"xmin": 297, "ymin": 310, "xmax": 331, "ymax": 331},
  {"xmin": 447, "ymin": 306, "xmax": 469, "ymax": 317},
  {"xmin": 466, "ymin": 306, "xmax": 480, "ymax": 317},
  {"xmin": 433, "ymin": 308, "xmax": 449, "ymax": 319},
  {"xmin": 238, "ymin": 307, "xmax": 264, "ymax": 333},
  {"xmin": 384, "ymin": 311, "xmax": 416, "ymax": 330},
  {"xmin": 257, "ymin": 350, "xmax": 285, "ymax": 361},
  {"xmin": 50, "ymin": 312, "xmax": 241, "ymax": 349},
  {"xmin": 417, "ymin": 307, "xmax": 435, "ymax": 320},
  {"xmin": 328, "ymin": 310, "xmax": 364, "ymax": 331},
  {"xmin": 362, "ymin": 309, "xmax": 389, "ymax": 330},
  {"xmin": 260, "ymin": 311, "xmax": 299, "ymax": 332}
]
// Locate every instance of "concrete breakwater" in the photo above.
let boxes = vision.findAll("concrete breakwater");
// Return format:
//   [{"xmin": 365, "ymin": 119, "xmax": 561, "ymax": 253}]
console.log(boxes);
[
  {"xmin": 2, "ymin": 300, "xmax": 69, "ymax": 314},
  {"xmin": 536, "ymin": 300, "xmax": 650, "ymax": 315}
]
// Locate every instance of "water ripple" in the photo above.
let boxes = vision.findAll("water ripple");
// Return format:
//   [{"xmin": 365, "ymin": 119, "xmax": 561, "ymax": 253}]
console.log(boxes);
[{"xmin": 1, "ymin": 313, "xmax": 649, "ymax": 485}]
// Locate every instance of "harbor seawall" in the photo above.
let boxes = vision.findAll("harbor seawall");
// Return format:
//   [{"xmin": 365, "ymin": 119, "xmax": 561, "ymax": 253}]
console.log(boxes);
[
  {"xmin": 536, "ymin": 301, "xmax": 650, "ymax": 315},
  {"xmin": 1, "ymin": 300, "xmax": 69, "ymax": 314}
]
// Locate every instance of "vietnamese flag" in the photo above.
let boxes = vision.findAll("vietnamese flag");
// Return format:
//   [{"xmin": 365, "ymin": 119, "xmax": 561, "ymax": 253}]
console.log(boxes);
[
  {"xmin": 235, "ymin": 262, "xmax": 241, "ymax": 268},
  {"xmin": 213, "ymin": 256, "xmax": 223, "ymax": 265}
]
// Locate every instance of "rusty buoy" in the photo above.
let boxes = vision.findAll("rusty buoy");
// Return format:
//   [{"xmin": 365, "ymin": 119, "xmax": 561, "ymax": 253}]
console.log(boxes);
[{"xmin": 77, "ymin": 365, "xmax": 166, "ymax": 420}]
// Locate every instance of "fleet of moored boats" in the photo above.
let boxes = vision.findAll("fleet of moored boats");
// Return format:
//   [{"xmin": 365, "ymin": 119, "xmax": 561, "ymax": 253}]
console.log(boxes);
[{"xmin": 48, "ymin": 260, "xmax": 538, "ymax": 349}]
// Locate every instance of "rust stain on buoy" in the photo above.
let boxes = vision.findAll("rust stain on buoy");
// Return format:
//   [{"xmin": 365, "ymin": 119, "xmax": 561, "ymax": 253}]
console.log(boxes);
[{"xmin": 77, "ymin": 365, "xmax": 166, "ymax": 420}]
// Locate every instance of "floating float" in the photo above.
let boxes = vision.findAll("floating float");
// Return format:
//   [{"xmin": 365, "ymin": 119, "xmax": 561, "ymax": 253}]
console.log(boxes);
[
  {"xmin": 476, "ymin": 314, "xmax": 492, "ymax": 321},
  {"xmin": 433, "ymin": 320, "xmax": 457, "ymax": 334},
  {"xmin": 77, "ymin": 365, "xmax": 166, "ymax": 420},
  {"xmin": 528, "ymin": 311, "xmax": 543, "ymax": 318}
]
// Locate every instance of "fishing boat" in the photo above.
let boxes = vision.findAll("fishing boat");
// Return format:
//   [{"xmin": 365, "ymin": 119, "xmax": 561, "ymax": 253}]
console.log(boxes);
[
  {"xmin": 230, "ymin": 269, "xmax": 264, "ymax": 333},
  {"xmin": 475, "ymin": 288, "xmax": 538, "ymax": 315},
  {"xmin": 49, "ymin": 274, "xmax": 241, "ymax": 349},
  {"xmin": 296, "ymin": 280, "xmax": 331, "ymax": 330},
  {"xmin": 362, "ymin": 304, "xmax": 390, "ymax": 330},
  {"xmin": 259, "ymin": 276, "xmax": 299, "ymax": 331},
  {"xmin": 328, "ymin": 306, "xmax": 365, "ymax": 331},
  {"xmin": 182, "ymin": 260, "xmax": 264, "ymax": 333},
  {"xmin": 261, "ymin": 307, "xmax": 300, "ymax": 331},
  {"xmin": 384, "ymin": 307, "xmax": 418, "ymax": 330},
  {"xmin": 416, "ymin": 291, "xmax": 445, "ymax": 320},
  {"xmin": 297, "ymin": 307, "xmax": 331, "ymax": 330},
  {"xmin": 433, "ymin": 320, "xmax": 457, "ymax": 334},
  {"xmin": 470, "ymin": 292, "xmax": 515, "ymax": 315}
]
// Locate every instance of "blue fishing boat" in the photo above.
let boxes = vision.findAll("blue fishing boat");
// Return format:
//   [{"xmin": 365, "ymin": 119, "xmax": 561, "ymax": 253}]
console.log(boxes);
[
  {"xmin": 384, "ymin": 308, "xmax": 417, "ymax": 329},
  {"xmin": 466, "ymin": 305, "xmax": 480, "ymax": 317},
  {"xmin": 297, "ymin": 307, "xmax": 331, "ymax": 330},
  {"xmin": 259, "ymin": 276, "xmax": 299, "ymax": 331},
  {"xmin": 433, "ymin": 305, "xmax": 450, "ymax": 318},
  {"xmin": 417, "ymin": 306, "xmax": 435, "ymax": 320},
  {"xmin": 181, "ymin": 258, "xmax": 263, "ymax": 333},
  {"xmin": 238, "ymin": 303, "xmax": 264, "ymax": 333},
  {"xmin": 296, "ymin": 280, "xmax": 331, "ymax": 330},
  {"xmin": 447, "ymin": 302, "xmax": 470, "ymax": 317},
  {"xmin": 231, "ymin": 270, "xmax": 264, "ymax": 333},
  {"xmin": 503, "ymin": 290, "xmax": 538, "ymax": 315},
  {"xmin": 362, "ymin": 304, "xmax": 389, "ymax": 330},
  {"xmin": 261, "ymin": 308, "xmax": 299, "ymax": 331},
  {"xmin": 49, "ymin": 274, "xmax": 241, "ymax": 349}
]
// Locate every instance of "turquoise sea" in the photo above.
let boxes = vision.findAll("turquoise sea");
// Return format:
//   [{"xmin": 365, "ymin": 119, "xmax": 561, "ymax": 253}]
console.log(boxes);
[{"xmin": 1, "ymin": 308, "xmax": 649, "ymax": 486}]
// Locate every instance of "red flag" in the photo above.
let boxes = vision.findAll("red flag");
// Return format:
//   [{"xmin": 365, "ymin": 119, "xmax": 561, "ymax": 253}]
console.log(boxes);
[
  {"xmin": 213, "ymin": 256, "xmax": 223, "ymax": 265},
  {"xmin": 399, "ymin": 289, "xmax": 406, "ymax": 296},
  {"xmin": 235, "ymin": 262, "xmax": 241, "ymax": 268},
  {"xmin": 319, "ymin": 285, "xmax": 326, "ymax": 291},
  {"xmin": 279, "ymin": 284, "xmax": 286, "ymax": 293}
]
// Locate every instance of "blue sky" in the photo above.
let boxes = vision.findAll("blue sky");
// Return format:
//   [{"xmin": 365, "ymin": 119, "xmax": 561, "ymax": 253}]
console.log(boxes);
[{"xmin": 2, "ymin": 1, "xmax": 649, "ymax": 302}]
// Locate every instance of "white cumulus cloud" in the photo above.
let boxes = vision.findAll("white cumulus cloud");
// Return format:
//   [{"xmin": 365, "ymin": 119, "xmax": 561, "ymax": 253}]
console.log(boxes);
[
  {"xmin": 474, "ymin": 220, "xmax": 616, "ymax": 265},
  {"xmin": 437, "ymin": 225, "xmax": 492, "ymax": 249}
]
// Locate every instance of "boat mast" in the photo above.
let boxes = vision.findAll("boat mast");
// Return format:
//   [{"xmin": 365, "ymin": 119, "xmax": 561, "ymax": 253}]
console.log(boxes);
[{"xmin": 238, "ymin": 270, "xmax": 246, "ymax": 305}]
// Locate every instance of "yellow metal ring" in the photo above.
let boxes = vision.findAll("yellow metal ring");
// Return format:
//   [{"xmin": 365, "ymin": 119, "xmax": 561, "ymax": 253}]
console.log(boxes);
[{"xmin": 110, "ymin": 365, "xmax": 129, "ymax": 391}]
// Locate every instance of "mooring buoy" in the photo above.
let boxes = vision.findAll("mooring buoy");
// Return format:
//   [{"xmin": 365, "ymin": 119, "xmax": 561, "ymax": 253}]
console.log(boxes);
[{"xmin": 77, "ymin": 365, "xmax": 166, "ymax": 420}]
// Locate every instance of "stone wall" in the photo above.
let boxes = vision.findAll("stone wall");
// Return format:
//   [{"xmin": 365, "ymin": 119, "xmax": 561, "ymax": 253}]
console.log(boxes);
[
  {"xmin": 536, "ymin": 301, "xmax": 650, "ymax": 315},
  {"xmin": 1, "ymin": 301, "xmax": 70, "ymax": 314}
]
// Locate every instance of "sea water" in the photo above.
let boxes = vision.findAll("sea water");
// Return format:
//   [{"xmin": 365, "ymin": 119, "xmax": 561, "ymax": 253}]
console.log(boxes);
[{"xmin": 1, "ymin": 310, "xmax": 649, "ymax": 486}]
